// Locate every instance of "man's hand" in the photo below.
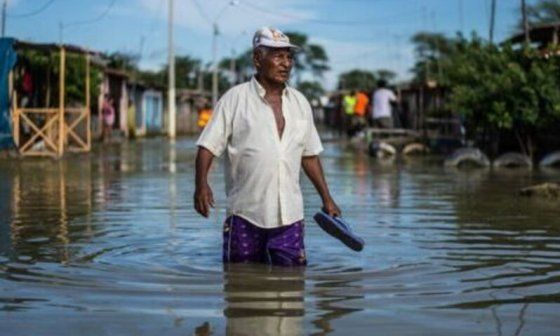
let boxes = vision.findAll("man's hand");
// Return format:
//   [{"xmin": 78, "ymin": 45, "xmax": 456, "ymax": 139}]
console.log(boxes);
[
  {"xmin": 302, "ymin": 156, "xmax": 342, "ymax": 217},
  {"xmin": 194, "ymin": 146, "xmax": 216, "ymax": 218},
  {"xmin": 322, "ymin": 197, "xmax": 341, "ymax": 217},
  {"xmin": 194, "ymin": 183, "xmax": 214, "ymax": 218}
]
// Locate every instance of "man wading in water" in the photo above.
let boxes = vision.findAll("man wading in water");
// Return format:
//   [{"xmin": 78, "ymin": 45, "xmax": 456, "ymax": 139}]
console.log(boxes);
[{"xmin": 194, "ymin": 27, "xmax": 340, "ymax": 266}]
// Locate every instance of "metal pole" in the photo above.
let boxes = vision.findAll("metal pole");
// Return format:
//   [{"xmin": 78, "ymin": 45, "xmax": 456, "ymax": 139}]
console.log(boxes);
[
  {"xmin": 1, "ymin": 0, "xmax": 7, "ymax": 37},
  {"xmin": 230, "ymin": 49, "xmax": 236, "ymax": 85},
  {"xmin": 212, "ymin": 23, "xmax": 218, "ymax": 107},
  {"xmin": 489, "ymin": 0, "xmax": 496, "ymax": 43},
  {"xmin": 58, "ymin": 47, "xmax": 66, "ymax": 157},
  {"xmin": 59, "ymin": 22, "xmax": 63, "ymax": 44},
  {"xmin": 86, "ymin": 54, "xmax": 91, "ymax": 150},
  {"xmin": 522, "ymin": 0, "xmax": 530, "ymax": 44},
  {"xmin": 167, "ymin": 0, "xmax": 176, "ymax": 138},
  {"xmin": 458, "ymin": 0, "xmax": 464, "ymax": 34}
]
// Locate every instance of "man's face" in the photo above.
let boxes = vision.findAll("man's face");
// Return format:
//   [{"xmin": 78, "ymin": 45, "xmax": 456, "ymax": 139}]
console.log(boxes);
[{"xmin": 255, "ymin": 47, "xmax": 294, "ymax": 85}]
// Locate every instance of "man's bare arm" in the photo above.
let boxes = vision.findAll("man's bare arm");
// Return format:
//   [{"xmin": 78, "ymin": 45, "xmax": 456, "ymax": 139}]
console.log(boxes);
[
  {"xmin": 194, "ymin": 146, "xmax": 215, "ymax": 218},
  {"xmin": 301, "ymin": 156, "xmax": 341, "ymax": 216}
]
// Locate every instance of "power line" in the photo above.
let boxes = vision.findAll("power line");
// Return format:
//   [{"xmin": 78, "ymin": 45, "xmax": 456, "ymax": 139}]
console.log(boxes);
[
  {"xmin": 191, "ymin": 0, "xmax": 212, "ymax": 26},
  {"xmin": 64, "ymin": 0, "xmax": 117, "ymax": 28},
  {"xmin": 7, "ymin": 0, "xmax": 56, "ymax": 18},
  {"xmin": 240, "ymin": 1, "xmax": 419, "ymax": 27}
]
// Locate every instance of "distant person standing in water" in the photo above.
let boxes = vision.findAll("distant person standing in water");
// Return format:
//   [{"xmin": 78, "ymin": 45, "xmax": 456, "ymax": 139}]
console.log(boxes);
[
  {"xmin": 194, "ymin": 27, "xmax": 341, "ymax": 267},
  {"xmin": 102, "ymin": 94, "xmax": 115, "ymax": 143},
  {"xmin": 371, "ymin": 79, "xmax": 397, "ymax": 129}
]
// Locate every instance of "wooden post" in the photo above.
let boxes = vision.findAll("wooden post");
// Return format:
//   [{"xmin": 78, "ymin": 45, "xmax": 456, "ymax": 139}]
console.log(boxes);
[
  {"xmin": 12, "ymin": 90, "xmax": 18, "ymax": 148},
  {"xmin": 85, "ymin": 54, "xmax": 91, "ymax": 150},
  {"xmin": 58, "ymin": 47, "xmax": 66, "ymax": 157},
  {"xmin": 522, "ymin": 0, "xmax": 530, "ymax": 44}
]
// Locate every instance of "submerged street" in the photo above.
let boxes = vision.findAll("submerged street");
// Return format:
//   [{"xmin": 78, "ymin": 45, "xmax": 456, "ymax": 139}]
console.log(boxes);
[{"xmin": 1, "ymin": 137, "xmax": 560, "ymax": 335}]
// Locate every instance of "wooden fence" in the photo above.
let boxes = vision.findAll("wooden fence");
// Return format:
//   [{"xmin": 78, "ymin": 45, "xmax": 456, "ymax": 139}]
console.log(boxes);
[{"xmin": 11, "ymin": 47, "xmax": 91, "ymax": 158}]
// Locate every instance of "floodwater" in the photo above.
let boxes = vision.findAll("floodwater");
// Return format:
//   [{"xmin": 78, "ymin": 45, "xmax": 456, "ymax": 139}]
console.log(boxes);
[{"xmin": 1, "ymin": 136, "xmax": 560, "ymax": 336}]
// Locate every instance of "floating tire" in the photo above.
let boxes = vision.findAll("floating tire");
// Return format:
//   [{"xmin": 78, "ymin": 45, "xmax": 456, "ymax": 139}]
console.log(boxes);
[
  {"xmin": 539, "ymin": 151, "xmax": 560, "ymax": 168},
  {"xmin": 402, "ymin": 142, "xmax": 430, "ymax": 155},
  {"xmin": 444, "ymin": 148, "xmax": 490, "ymax": 167},
  {"xmin": 493, "ymin": 152, "xmax": 533, "ymax": 168},
  {"xmin": 368, "ymin": 141, "xmax": 396, "ymax": 158}
]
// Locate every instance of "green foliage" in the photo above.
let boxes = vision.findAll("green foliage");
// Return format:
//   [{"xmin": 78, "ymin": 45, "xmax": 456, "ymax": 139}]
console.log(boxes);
[
  {"xmin": 410, "ymin": 32, "xmax": 455, "ymax": 82},
  {"xmin": 441, "ymin": 35, "xmax": 560, "ymax": 156},
  {"xmin": 63, "ymin": 53, "xmax": 102, "ymax": 105},
  {"xmin": 338, "ymin": 69, "xmax": 376, "ymax": 91},
  {"xmin": 525, "ymin": 0, "xmax": 560, "ymax": 25},
  {"xmin": 136, "ymin": 55, "xmax": 202, "ymax": 90},
  {"xmin": 107, "ymin": 52, "xmax": 139, "ymax": 73},
  {"xmin": 137, "ymin": 70, "xmax": 165, "ymax": 88},
  {"xmin": 227, "ymin": 49, "xmax": 254, "ymax": 83},
  {"xmin": 297, "ymin": 81, "xmax": 325, "ymax": 102},
  {"xmin": 285, "ymin": 32, "xmax": 330, "ymax": 82},
  {"xmin": 174, "ymin": 56, "xmax": 201, "ymax": 89},
  {"xmin": 374, "ymin": 69, "xmax": 397, "ymax": 84},
  {"xmin": 17, "ymin": 49, "xmax": 101, "ymax": 107}
]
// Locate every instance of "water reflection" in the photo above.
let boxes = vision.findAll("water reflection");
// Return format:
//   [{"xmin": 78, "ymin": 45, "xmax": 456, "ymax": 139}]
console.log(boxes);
[
  {"xmin": 1, "ymin": 138, "xmax": 560, "ymax": 335},
  {"xmin": 5, "ymin": 159, "xmax": 93, "ymax": 264},
  {"xmin": 223, "ymin": 264, "xmax": 305, "ymax": 335},
  {"xmin": 309, "ymin": 267, "xmax": 364, "ymax": 335}
]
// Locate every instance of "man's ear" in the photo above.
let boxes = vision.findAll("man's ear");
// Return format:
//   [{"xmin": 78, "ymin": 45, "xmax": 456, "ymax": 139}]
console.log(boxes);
[{"xmin": 253, "ymin": 54, "xmax": 261, "ymax": 70}]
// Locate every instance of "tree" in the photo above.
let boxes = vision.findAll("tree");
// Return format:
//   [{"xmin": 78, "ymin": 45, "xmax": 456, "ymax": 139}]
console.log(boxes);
[
  {"xmin": 374, "ymin": 69, "xmax": 397, "ymax": 84},
  {"xmin": 222, "ymin": 49, "xmax": 254, "ymax": 85},
  {"xmin": 337, "ymin": 69, "xmax": 376, "ymax": 91},
  {"xmin": 137, "ymin": 70, "xmax": 165, "ymax": 88},
  {"xmin": 410, "ymin": 32, "xmax": 455, "ymax": 82},
  {"xmin": 174, "ymin": 56, "xmax": 201, "ymax": 89},
  {"xmin": 524, "ymin": 0, "xmax": 560, "ymax": 25},
  {"xmin": 442, "ymin": 35, "xmax": 560, "ymax": 159},
  {"xmin": 136, "ymin": 55, "xmax": 203, "ymax": 90},
  {"xmin": 285, "ymin": 32, "xmax": 330, "ymax": 83},
  {"xmin": 107, "ymin": 52, "xmax": 139, "ymax": 74},
  {"xmin": 297, "ymin": 81, "xmax": 325, "ymax": 103}
]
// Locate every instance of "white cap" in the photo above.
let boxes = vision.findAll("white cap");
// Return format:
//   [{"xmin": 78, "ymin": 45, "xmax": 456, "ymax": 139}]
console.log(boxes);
[{"xmin": 252, "ymin": 27, "xmax": 300, "ymax": 50}]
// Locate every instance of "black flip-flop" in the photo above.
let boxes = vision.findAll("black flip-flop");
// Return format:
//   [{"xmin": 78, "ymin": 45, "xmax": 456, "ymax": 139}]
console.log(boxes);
[{"xmin": 313, "ymin": 211, "xmax": 364, "ymax": 252}]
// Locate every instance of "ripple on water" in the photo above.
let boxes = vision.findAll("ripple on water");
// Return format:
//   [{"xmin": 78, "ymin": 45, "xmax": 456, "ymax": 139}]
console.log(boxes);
[{"xmin": 1, "ymin": 138, "xmax": 560, "ymax": 335}]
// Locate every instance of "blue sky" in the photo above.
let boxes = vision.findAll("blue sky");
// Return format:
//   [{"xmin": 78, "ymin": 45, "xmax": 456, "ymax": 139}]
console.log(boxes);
[{"xmin": 5, "ymin": 0, "xmax": 529, "ymax": 89}]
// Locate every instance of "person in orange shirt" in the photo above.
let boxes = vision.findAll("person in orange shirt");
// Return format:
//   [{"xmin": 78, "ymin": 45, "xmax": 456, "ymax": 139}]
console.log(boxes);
[
  {"xmin": 197, "ymin": 105, "xmax": 213, "ymax": 129},
  {"xmin": 349, "ymin": 90, "xmax": 369, "ymax": 136},
  {"xmin": 354, "ymin": 90, "xmax": 369, "ymax": 118}
]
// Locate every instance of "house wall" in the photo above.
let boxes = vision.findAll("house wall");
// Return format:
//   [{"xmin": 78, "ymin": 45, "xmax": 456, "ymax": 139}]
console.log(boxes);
[
  {"xmin": 177, "ymin": 100, "xmax": 198, "ymax": 134},
  {"xmin": 143, "ymin": 90, "xmax": 163, "ymax": 134},
  {"xmin": 119, "ymin": 81, "xmax": 128, "ymax": 135}
]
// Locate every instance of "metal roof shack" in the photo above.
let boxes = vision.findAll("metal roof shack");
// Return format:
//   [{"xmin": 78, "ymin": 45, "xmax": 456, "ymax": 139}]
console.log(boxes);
[{"xmin": 507, "ymin": 22, "xmax": 560, "ymax": 49}]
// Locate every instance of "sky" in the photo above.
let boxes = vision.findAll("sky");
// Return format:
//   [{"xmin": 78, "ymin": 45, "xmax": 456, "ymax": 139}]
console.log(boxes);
[{"xmin": 5, "ymin": 0, "xmax": 530, "ymax": 89}]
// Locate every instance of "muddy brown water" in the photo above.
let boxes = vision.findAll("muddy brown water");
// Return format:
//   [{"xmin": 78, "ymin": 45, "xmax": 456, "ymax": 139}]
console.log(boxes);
[{"xmin": 1, "ymin": 137, "xmax": 560, "ymax": 335}]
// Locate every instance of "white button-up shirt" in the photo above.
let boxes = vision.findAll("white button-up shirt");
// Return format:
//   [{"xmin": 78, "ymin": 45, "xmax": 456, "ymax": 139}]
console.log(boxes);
[{"xmin": 196, "ymin": 77, "xmax": 323, "ymax": 229}]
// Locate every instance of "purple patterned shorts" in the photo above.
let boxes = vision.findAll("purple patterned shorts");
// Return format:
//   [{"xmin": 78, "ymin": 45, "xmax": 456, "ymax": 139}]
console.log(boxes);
[{"xmin": 222, "ymin": 215, "xmax": 307, "ymax": 267}]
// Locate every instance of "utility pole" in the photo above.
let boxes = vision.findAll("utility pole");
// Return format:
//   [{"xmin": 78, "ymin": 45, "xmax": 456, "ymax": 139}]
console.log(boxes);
[
  {"xmin": 458, "ymin": 0, "xmax": 464, "ymax": 35},
  {"xmin": 167, "ymin": 0, "xmax": 176, "ymax": 138},
  {"xmin": 1, "ymin": 0, "xmax": 7, "ymax": 37},
  {"xmin": 210, "ymin": 1, "xmax": 238, "ymax": 107},
  {"xmin": 489, "ymin": 0, "xmax": 496, "ymax": 43},
  {"xmin": 59, "ymin": 22, "xmax": 64, "ymax": 44},
  {"xmin": 230, "ymin": 49, "xmax": 236, "ymax": 85},
  {"xmin": 212, "ymin": 23, "xmax": 219, "ymax": 108},
  {"xmin": 521, "ymin": 0, "xmax": 530, "ymax": 44}
]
